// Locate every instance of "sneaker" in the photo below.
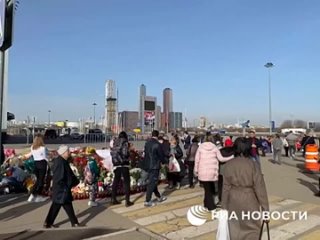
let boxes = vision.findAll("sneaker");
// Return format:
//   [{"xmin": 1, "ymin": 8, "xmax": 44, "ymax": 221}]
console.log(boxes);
[
  {"xmin": 176, "ymin": 183, "xmax": 181, "ymax": 190},
  {"xmin": 157, "ymin": 196, "xmax": 167, "ymax": 203},
  {"xmin": 43, "ymin": 224, "xmax": 57, "ymax": 229},
  {"xmin": 88, "ymin": 201, "xmax": 98, "ymax": 207},
  {"xmin": 35, "ymin": 196, "xmax": 49, "ymax": 203},
  {"xmin": 144, "ymin": 201, "xmax": 156, "ymax": 207},
  {"xmin": 189, "ymin": 185, "xmax": 195, "ymax": 189},
  {"xmin": 71, "ymin": 223, "xmax": 83, "ymax": 228},
  {"xmin": 126, "ymin": 201, "xmax": 134, "ymax": 207},
  {"xmin": 27, "ymin": 194, "xmax": 36, "ymax": 202}
]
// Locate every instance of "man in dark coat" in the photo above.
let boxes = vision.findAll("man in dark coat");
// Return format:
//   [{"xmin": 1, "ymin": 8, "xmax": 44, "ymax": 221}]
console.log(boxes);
[
  {"xmin": 301, "ymin": 132, "xmax": 315, "ymax": 157},
  {"xmin": 44, "ymin": 145, "xmax": 79, "ymax": 228},
  {"xmin": 144, "ymin": 130, "xmax": 167, "ymax": 207}
]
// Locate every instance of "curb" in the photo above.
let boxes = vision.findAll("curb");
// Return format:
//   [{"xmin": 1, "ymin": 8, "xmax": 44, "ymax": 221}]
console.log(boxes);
[{"xmin": 83, "ymin": 227, "xmax": 168, "ymax": 240}]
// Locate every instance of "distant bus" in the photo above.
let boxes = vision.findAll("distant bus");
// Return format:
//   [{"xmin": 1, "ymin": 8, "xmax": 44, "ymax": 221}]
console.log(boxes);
[{"xmin": 281, "ymin": 128, "xmax": 306, "ymax": 135}]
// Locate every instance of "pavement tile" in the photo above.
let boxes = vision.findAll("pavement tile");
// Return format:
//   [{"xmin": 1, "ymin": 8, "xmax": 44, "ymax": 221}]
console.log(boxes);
[
  {"xmin": 298, "ymin": 229, "xmax": 320, "ymax": 240},
  {"xmin": 165, "ymin": 220, "xmax": 218, "ymax": 240},
  {"xmin": 124, "ymin": 197, "xmax": 202, "ymax": 219},
  {"xmin": 113, "ymin": 192, "xmax": 202, "ymax": 214},
  {"xmin": 147, "ymin": 217, "xmax": 191, "ymax": 234},
  {"xmin": 264, "ymin": 215, "xmax": 320, "ymax": 240}
]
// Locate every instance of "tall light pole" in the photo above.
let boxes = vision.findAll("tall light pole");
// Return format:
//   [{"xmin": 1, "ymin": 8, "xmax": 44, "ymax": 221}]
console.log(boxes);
[
  {"xmin": 264, "ymin": 62, "xmax": 274, "ymax": 135},
  {"xmin": 48, "ymin": 110, "xmax": 51, "ymax": 126},
  {"xmin": 93, "ymin": 102, "xmax": 97, "ymax": 127}
]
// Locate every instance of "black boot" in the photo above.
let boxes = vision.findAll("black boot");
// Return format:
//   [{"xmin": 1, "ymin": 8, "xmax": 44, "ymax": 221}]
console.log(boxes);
[
  {"xmin": 126, "ymin": 201, "xmax": 134, "ymax": 207},
  {"xmin": 111, "ymin": 199, "xmax": 121, "ymax": 205}
]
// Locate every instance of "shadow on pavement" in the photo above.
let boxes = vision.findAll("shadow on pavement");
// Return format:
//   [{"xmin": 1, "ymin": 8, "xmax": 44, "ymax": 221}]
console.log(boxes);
[
  {"xmin": 55, "ymin": 205, "xmax": 109, "ymax": 227},
  {"xmin": 0, "ymin": 228, "xmax": 121, "ymax": 240},
  {"xmin": 297, "ymin": 178, "xmax": 319, "ymax": 195},
  {"xmin": 0, "ymin": 194, "xmax": 28, "ymax": 206},
  {"xmin": 0, "ymin": 201, "xmax": 48, "ymax": 222}
]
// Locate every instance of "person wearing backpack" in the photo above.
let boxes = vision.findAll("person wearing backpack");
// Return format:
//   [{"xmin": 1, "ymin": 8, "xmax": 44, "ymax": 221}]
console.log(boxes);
[
  {"xmin": 84, "ymin": 156, "xmax": 100, "ymax": 207},
  {"xmin": 110, "ymin": 131, "xmax": 134, "ymax": 207}
]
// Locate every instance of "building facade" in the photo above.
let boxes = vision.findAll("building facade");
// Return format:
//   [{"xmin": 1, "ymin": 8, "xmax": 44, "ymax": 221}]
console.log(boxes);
[
  {"xmin": 169, "ymin": 112, "xmax": 183, "ymax": 130},
  {"xmin": 200, "ymin": 117, "xmax": 207, "ymax": 129},
  {"xmin": 105, "ymin": 80, "xmax": 117, "ymax": 133},
  {"xmin": 163, "ymin": 88, "xmax": 173, "ymax": 131},
  {"xmin": 144, "ymin": 96, "xmax": 157, "ymax": 133},
  {"xmin": 119, "ymin": 111, "xmax": 139, "ymax": 132},
  {"xmin": 139, "ymin": 84, "xmax": 146, "ymax": 133},
  {"xmin": 156, "ymin": 105, "xmax": 161, "ymax": 130}
]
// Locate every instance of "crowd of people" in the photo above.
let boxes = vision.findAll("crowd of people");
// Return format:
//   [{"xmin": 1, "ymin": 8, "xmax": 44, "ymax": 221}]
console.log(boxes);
[{"xmin": 1, "ymin": 129, "xmax": 319, "ymax": 237}]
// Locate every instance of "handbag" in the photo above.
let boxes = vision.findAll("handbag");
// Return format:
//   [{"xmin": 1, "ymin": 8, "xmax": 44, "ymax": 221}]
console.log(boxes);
[
  {"xmin": 168, "ymin": 157, "xmax": 181, "ymax": 173},
  {"xmin": 259, "ymin": 221, "xmax": 270, "ymax": 240},
  {"xmin": 216, "ymin": 209, "xmax": 230, "ymax": 240}
]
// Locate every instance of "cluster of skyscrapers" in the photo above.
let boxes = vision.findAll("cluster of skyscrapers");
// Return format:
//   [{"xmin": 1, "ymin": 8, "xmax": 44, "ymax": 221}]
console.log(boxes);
[{"xmin": 104, "ymin": 80, "xmax": 182, "ymax": 134}]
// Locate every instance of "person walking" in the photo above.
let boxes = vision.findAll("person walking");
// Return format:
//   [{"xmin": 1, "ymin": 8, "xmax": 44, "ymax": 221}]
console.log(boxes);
[
  {"xmin": 248, "ymin": 130, "xmax": 262, "ymax": 169},
  {"xmin": 282, "ymin": 135, "xmax": 289, "ymax": 157},
  {"xmin": 272, "ymin": 134, "xmax": 283, "ymax": 165},
  {"xmin": 44, "ymin": 145, "xmax": 80, "ymax": 228},
  {"xmin": 186, "ymin": 136, "xmax": 199, "ymax": 188},
  {"xmin": 194, "ymin": 134, "xmax": 233, "ymax": 211},
  {"xmin": 301, "ymin": 132, "xmax": 316, "ymax": 158},
  {"xmin": 217, "ymin": 143, "xmax": 235, "ymax": 207},
  {"xmin": 110, "ymin": 131, "xmax": 134, "ymax": 207},
  {"xmin": 221, "ymin": 137, "xmax": 270, "ymax": 240},
  {"xmin": 286, "ymin": 131, "xmax": 298, "ymax": 159},
  {"xmin": 143, "ymin": 130, "xmax": 167, "ymax": 207},
  {"xmin": 22, "ymin": 134, "xmax": 49, "ymax": 203},
  {"xmin": 167, "ymin": 137, "xmax": 184, "ymax": 190},
  {"xmin": 183, "ymin": 131, "xmax": 191, "ymax": 150}
]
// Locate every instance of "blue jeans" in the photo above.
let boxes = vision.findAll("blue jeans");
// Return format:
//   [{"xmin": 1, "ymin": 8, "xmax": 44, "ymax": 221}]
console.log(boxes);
[
  {"xmin": 251, "ymin": 155, "xmax": 261, "ymax": 170},
  {"xmin": 145, "ymin": 169, "xmax": 161, "ymax": 202}
]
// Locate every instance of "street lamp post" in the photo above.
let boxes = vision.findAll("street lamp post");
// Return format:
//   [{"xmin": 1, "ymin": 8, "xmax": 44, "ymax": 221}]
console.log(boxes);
[
  {"xmin": 48, "ymin": 110, "xmax": 51, "ymax": 126},
  {"xmin": 93, "ymin": 102, "xmax": 97, "ymax": 127},
  {"xmin": 264, "ymin": 62, "xmax": 274, "ymax": 135}
]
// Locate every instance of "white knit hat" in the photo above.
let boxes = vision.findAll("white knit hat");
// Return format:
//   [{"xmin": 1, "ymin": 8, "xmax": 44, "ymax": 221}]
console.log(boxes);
[{"xmin": 57, "ymin": 145, "xmax": 69, "ymax": 155}]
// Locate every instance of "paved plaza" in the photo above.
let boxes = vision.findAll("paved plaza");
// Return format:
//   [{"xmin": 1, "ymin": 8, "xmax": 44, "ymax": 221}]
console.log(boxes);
[{"xmin": 0, "ymin": 154, "xmax": 319, "ymax": 240}]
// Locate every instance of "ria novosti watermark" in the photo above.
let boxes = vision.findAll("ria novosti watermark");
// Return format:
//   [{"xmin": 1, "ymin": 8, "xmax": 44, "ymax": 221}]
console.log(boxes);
[{"xmin": 187, "ymin": 205, "xmax": 308, "ymax": 226}]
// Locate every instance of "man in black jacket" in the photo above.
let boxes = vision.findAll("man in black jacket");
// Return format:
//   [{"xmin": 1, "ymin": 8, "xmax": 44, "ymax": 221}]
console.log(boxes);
[
  {"xmin": 144, "ymin": 130, "xmax": 167, "ymax": 207},
  {"xmin": 44, "ymin": 145, "xmax": 79, "ymax": 228}
]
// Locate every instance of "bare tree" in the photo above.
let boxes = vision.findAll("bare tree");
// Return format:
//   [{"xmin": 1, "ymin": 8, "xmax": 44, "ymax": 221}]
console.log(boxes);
[{"xmin": 280, "ymin": 120, "xmax": 293, "ymax": 129}]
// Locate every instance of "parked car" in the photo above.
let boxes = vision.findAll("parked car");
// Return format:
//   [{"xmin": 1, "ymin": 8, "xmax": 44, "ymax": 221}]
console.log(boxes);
[
  {"xmin": 44, "ymin": 129, "xmax": 58, "ymax": 139},
  {"xmin": 70, "ymin": 132, "xmax": 84, "ymax": 140}
]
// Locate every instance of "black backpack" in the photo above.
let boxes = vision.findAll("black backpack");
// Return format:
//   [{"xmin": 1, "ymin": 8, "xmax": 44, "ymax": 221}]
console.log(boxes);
[{"xmin": 111, "ymin": 138, "xmax": 129, "ymax": 165}]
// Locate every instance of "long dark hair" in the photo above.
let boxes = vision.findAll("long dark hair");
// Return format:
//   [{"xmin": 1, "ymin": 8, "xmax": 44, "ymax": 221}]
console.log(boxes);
[
  {"xmin": 233, "ymin": 137, "xmax": 251, "ymax": 158},
  {"xmin": 118, "ymin": 131, "xmax": 128, "ymax": 140}
]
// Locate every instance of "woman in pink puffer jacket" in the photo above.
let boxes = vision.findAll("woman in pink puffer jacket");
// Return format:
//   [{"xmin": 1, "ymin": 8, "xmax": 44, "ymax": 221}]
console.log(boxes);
[{"xmin": 194, "ymin": 134, "xmax": 233, "ymax": 210}]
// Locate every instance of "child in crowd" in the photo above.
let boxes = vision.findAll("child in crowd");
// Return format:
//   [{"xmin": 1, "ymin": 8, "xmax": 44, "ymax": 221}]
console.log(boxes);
[{"xmin": 84, "ymin": 156, "xmax": 100, "ymax": 207}]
